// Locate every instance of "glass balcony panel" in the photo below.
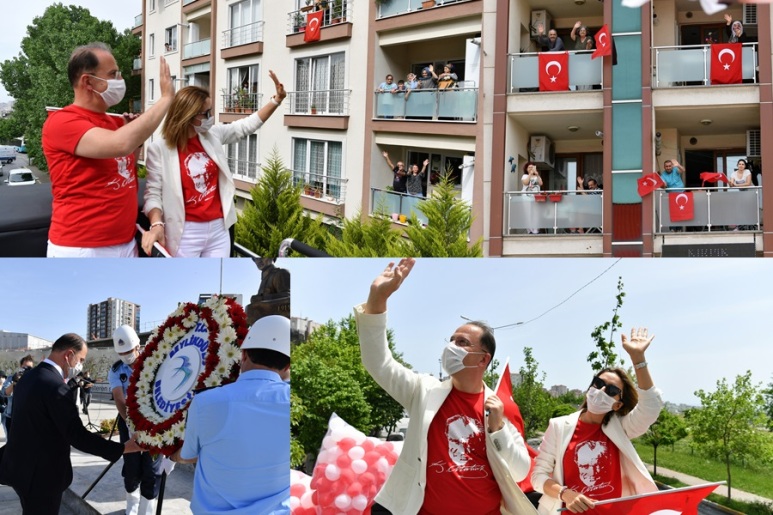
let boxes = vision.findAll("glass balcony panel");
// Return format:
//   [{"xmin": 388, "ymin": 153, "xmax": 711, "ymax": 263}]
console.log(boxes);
[
  {"xmin": 506, "ymin": 192, "xmax": 602, "ymax": 233},
  {"xmin": 183, "ymin": 38, "xmax": 210, "ymax": 59},
  {"xmin": 508, "ymin": 53, "xmax": 602, "ymax": 92},
  {"xmin": 437, "ymin": 88, "xmax": 477, "ymax": 120},
  {"xmin": 658, "ymin": 48, "xmax": 706, "ymax": 83},
  {"xmin": 569, "ymin": 52, "xmax": 602, "ymax": 87},
  {"xmin": 654, "ymin": 189, "xmax": 760, "ymax": 231},
  {"xmin": 371, "ymin": 189, "xmax": 429, "ymax": 225}
]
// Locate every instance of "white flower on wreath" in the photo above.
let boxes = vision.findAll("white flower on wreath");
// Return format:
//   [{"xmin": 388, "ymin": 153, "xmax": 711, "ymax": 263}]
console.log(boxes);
[
  {"xmin": 182, "ymin": 312, "xmax": 198, "ymax": 329},
  {"xmin": 217, "ymin": 326, "xmax": 237, "ymax": 346}
]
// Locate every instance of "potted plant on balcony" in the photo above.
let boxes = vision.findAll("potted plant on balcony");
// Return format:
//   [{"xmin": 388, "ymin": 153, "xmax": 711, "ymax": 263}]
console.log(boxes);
[
  {"xmin": 293, "ymin": 12, "xmax": 306, "ymax": 33},
  {"xmin": 310, "ymin": 103, "xmax": 318, "ymax": 115},
  {"xmin": 301, "ymin": 0, "xmax": 314, "ymax": 12},
  {"xmin": 421, "ymin": 0, "xmax": 436, "ymax": 8},
  {"xmin": 331, "ymin": 0, "xmax": 344, "ymax": 23}
]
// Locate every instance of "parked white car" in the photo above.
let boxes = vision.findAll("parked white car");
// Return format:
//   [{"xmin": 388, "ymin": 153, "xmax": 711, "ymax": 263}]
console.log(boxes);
[{"xmin": 4, "ymin": 169, "xmax": 37, "ymax": 186}]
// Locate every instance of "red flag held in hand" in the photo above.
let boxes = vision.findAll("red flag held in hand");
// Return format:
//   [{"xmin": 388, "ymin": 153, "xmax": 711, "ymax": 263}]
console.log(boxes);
[
  {"xmin": 637, "ymin": 172, "xmax": 665, "ymax": 198},
  {"xmin": 669, "ymin": 191, "xmax": 694, "ymax": 222},
  {"xmin": 304, "ymin": 11, "xmax": 323, "ymax": 42},
  {"xmin": 589, "ymin": 482, "xmax": 720, "ymax": 515},
  {"xmin": 710, "ymin": 43, "xmax": 742, "ymax": 84},
  {"xmin": 495, "ymin": 360, "xmax": 537, "ymax": 493},
  {"xmin": 700, "ymin": 172, "xmax": 728, "ymax": 185},
  {"xmin": 592, "ymin": 25, "xmax": 612, "ymax": 60},
  {"xmin": 538, "ymin": 52, "xmax": 569, "ymax": 91}
]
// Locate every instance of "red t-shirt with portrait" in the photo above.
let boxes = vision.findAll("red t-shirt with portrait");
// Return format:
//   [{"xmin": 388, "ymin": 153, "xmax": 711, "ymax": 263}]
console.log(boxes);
[
  {"xmin": 420, "ymin": 388, "xmax": 501, "ymax": 515},
  {"xmin": 178, "ymin": 136, "xmax": 223, "ymax": 222},
  {"xmin": 562, "ymin": 420, "xmax": 622, "ymax": 501},
  {"xmin": 43, "ymin": 105, "xmax": 137, "ymax": 247}
]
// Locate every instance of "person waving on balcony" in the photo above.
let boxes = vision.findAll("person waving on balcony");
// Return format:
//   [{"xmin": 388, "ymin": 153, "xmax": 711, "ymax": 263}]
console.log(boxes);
[
  {"xmin": 536, "ymin": 24, "xmax": 565, "ymax": 52},
  {"xmin": 570, "ymin": 21, "xmax": 594, "ymax": 50},
  {"xmin": 724, "ymin": 13, "xmax": 748, "ymax": 43},
  {"xmin": 142, "ymin": 70, "xmax": 286, "ymax": 257}
]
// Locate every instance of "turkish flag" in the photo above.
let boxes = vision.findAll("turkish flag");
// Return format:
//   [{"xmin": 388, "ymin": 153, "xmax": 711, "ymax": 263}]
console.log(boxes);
[
  {"xmin": 700, "ymin": 172, "xmax": 728, "ymax": 185},
  {"xmin": 669, "ymin": 191, "xmax": 694, "ymax": 222},
  {"xmin": 637, "ymin": 172, "xmax": 665, "ymax": 198},
  {"xmin": 495, "ymin": 360, "xmax": 538, "ymax": 493},
  {"xmin": 589, "ymin": 482, "xmax": 721, "ymax": 515},
  {"xmin": 710, "ymin": 43, "xmax": 742, "ymax": 84},
  {"xmin": 592, "ymin": 25, "xmax": 612, "ymax": 60},
  {"xmin": 304, "ymin": 11, "xmax": 323, "ymax": 42},
  {"xmin": 538, "ymin": 52, "xmax": 569, "ymax": 91}
]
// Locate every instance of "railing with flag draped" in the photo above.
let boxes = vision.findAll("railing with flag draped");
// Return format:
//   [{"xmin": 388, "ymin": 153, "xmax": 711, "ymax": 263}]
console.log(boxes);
[
  {"xmin": 508, "ymin": 51, "xmax": 603, "ymax": 92},
  {"xmin": 286, "ymin": 2, "xmax": 353, "ymax": 35},
  {"xmin": 654, "ymin": 186, "xmax": 761, "ymax": 232},
  {"xmin": 653, "ymin": 43, "xmax": 758, "ymax": 87},
  {"xmin": 505, "ymin": 190, "xmax": 603, "ymax": 235}
]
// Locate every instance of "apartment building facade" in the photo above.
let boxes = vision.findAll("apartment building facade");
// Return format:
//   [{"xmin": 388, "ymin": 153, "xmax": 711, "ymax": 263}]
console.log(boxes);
[
  {"xmin": 86, "ymin": 297, "xmax": 141, "ymax": 340},
  {"xmin": 132, "ymin": 0, "xmax": 772, "ymax": 257}
]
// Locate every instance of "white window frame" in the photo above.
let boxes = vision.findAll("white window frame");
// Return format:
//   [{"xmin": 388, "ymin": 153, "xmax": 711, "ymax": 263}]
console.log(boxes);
[
  {"xmin": 149, "ymin": 78, "xmax": 155, "ymax": 101},
  {"xmin": 227, "ymin": 134, "xmax": 260, "ymax": 182},
  {"xmin": 294, "ymin": 52, "xmax": 346, "ymax": 114},
  {"xmin": 165, "ymin": 26, "xmax": 178, "ymax": 52},
  {"xmin": 149, "ymin": 34, "xmax": 155, "ymax": 58},
  {"xmin": 292, "ymin": 137, "xmax": 344, "ymax": 201}
]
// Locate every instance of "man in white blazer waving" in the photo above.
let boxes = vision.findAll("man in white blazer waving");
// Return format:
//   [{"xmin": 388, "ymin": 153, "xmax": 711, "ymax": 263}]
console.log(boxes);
[{"xmin": 354, "ymin": 258, "xmax": 535, "ymax": 515}]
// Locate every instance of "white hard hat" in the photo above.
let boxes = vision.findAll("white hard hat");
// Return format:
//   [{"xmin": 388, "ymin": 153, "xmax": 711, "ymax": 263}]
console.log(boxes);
[
  {"xmin": 113, "ymin": 325, "xmax": 140, "ymax": 354},
  {"xmin": 242, "ymin": 315, "xmax": 290, "ymax": 357}
]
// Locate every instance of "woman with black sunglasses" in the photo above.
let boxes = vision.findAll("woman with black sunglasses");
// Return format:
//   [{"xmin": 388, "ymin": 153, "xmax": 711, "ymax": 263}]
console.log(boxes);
[{"xmin": 532, "ymin": 328, "xmax": 664, "ymax": 514}]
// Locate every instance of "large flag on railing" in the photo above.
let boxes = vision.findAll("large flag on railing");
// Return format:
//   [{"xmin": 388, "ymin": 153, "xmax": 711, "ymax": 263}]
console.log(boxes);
[
  {"xmin": 580, "ymin": 482, "xmax": 723, "ymax": 514},
  {"xmin": 538, "ymin": 52, "xmax": 569, "ymax": 91},
  {"xmin": 710, "ymin": 43, "xmax": 742, "ymax": 85},
  {"xmin": 637, "ymin": 172, "xmax": 665, "ymax": 198},
  {"xmin": 669, "ymin": 191, "xmax": 694, "ymax": 222},
  {"xmin": 592, "ymin": 25, "xmax": 612, "ymax": 60},
  {"xmin": 495, "ymin": 359, "xmax": 538, "ymax": 493},
  {"xmin": 700, "ymin": 172, "xmax": 728, "ymax": 186},
  {"xmin": 304, "ymin": 11, "xmax": 323, "ymax": 42}
]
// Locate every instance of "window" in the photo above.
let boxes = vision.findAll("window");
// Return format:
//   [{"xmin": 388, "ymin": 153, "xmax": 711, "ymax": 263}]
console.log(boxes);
[
  {"xmin": 226, "ymin": 65, "xmax": 259, "ymax": 110},
  {"xmin": 229, "ymin": 0, "xmax": 262, "ymax": 47},
  {"xmin": 165, "ymin": 26, "xmax": 178, "ymax": 52},
  {"xmin": 226, "ymin": 134, "xmax": 259, "ymax": 181},
  {"xmin": 149, "ymin": 78, "xmax": 155, "ymax": 101},
  {"xmin": 293, "ymin": 138, "xmax": 343, "ymax": 200},
  {"xmin": 149, "ymin": 0, "xmax": 156, "ymax": 11},
  {"xmin": 149, "ymin": 34, "xmax": 155, "ymax": 57},
  {"xmin": 295, "ymin": 52, "xmax": 345, "ymax": 114}
]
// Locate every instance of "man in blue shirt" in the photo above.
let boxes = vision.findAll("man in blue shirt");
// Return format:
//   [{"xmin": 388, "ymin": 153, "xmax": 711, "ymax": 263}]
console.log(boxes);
[
  {"xmin": 2, "ymin": 355, "xmax": 34, "ymax": 442},
  {"xmin": 174, "ymin": 315, "xmax": 291, "ymax": 515},
  {"xmin": 659, "ymin": 159, "xmax": 685, "ymax": 191},
  {"xmin": 108, "ymin": 325, "xmax": 163, "ymax": 515}
]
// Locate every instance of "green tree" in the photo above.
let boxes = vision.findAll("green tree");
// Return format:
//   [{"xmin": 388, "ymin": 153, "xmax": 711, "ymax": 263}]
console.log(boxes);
[
  {"xmin": 234, "ymin": 148, "xmax": 328, "ymax": 256},
  {"xmin": 511, "ymin": 347, "xmax": 554, "ymax": 437},
  {"xmin": 690, "ymin": 371, "xmax": 769, "ymax": 499},
  {"xmin": 325, "ymin": 210, "xmax": 404, "ymax": 257},
  {"xmin": 640, "ymin": 410, "xmax": 688, "ymax": 475},
  {"xmin": 291, "ymin": 316, "xmax": 408, "ymax": 460},
  {"xmin": 403, "ymin": 172, "xmax": 483, "ymax": 257},
  {"xmin": 587, "ymin": 276, "xmax": 626, "ymax": 373},
  {"xmin": 483, "ymin": 358, "xmax": 501, "ymax": 390},
  {"xmin": 290, "ymin": 390, "xmax": 306, "ymax": 468},
  {"xmin": 763, "ymin": 376, "xmax": 773, "ymax": 430},
  {"xmin": 0, "ymin": 4, "xmax": 140, "ymax": 171}
]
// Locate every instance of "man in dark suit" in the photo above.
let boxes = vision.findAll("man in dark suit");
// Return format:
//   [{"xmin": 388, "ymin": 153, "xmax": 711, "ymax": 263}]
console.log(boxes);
[{"xmin": 0, "ymin": 333, "xmax": 142, "ymax": 515}]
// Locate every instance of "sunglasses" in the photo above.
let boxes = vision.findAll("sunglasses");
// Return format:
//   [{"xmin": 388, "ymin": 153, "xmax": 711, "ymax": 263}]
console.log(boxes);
[{"xmin": 590, "ymin": 376, "xmax": 622, "ymax": 398}]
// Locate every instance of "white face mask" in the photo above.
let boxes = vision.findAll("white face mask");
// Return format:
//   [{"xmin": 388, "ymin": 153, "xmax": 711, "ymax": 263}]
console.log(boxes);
[
  {"xmin": 194, "ymin": 115, "xmax": 215, "ymax": 134},
  {"xmin": 585, "ymin": 387, "xmax": 618, "ymax": 415},
  {"xmin": 121, "ymin": 350, "xmax": 137, "ymax": 366},
  {"xmin": 441, "ymin": 343, "xmax": 486, "ymax": 376},
  {"xmin": 90, "ymin": 76, "xmax": 126, "ymax": 107},
  {"xmin": 67, "ymin": 353, "xmax": 84, "ymax": 380}
]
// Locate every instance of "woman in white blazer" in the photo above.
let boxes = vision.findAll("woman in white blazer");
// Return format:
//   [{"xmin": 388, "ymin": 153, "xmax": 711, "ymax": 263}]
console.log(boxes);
[
  {"xmin": 142, "ymin": 71, "xmax": 286, "ymax": 257},
  {"xmin": 532, "ymin": 327, "xmax": 664, "ymax": 514}
]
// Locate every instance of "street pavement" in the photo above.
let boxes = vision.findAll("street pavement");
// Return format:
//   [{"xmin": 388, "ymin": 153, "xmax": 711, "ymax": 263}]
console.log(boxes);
[{"xmin": 0, "ymin": 399, "xmax": 194, "ymax": 514}]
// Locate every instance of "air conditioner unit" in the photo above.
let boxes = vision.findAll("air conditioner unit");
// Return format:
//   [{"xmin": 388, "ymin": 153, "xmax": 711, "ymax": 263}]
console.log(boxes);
[
  {"xmin": 530, "ymin": 135, "xmax": 555, "ymax": 169},
  {"xmin": 747, "ymin": 129, "xmax": 761, "ymax": 158},
  {"xmin": 530, "ymin": 10, "xmax": 552, "ymax": 39},
  {"xmin": 743, "ymin": 4, "xmax": 757, "ymax": 25}
]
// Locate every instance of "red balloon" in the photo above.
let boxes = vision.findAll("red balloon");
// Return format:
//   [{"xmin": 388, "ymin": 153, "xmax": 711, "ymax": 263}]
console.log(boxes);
[
  {"xmin": 336, "ymin": 454, "xmax": 352, "ymax": 469},
  {"xmin": 290, "ymin": 482, "xmax": 306, "ymax": 498},
  {"xmin": 361, "ymin": 439, "xmax": 375, "ymax": 452},
  {"xmin": 385, "ymin": 451, "xmax": 398, "ymax": 465},
  {"xmin": 338, "ymin": 468, "xmax": 356, "ymax": 486},
  {"xmin": 363, "ymin": 451, "xmax": 381, "ymax": 466},
  {"xmin": 321, "ymin": 506, "xmax": 338, "ymax": 515},
  {"xmin": 359, "ymin": 471, "xmax": 376, "ymax": 487},
  {"xmin": 311, "ymin": 490, "xmax": 319, "ymax": 505},
  {"xmin": 318, "ymin": 491, "xmax": 335, "ymax": 507},
  {"xmin": 346, "ymin": 481, "xmax": 363, "ymax": 497},
  {"xmin": 338, "ymin": 437, "xmax": 357, "ymax": 452}
]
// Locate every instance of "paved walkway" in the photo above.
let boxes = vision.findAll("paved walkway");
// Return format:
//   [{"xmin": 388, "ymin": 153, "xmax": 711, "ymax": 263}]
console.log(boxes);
[
  {"xmin": 0, "ymin": 400, "xmax": 194, "ymax": 514},
  {"xmin": 648, "ymin": 464, "xmax": 772, "ymax": 505}
]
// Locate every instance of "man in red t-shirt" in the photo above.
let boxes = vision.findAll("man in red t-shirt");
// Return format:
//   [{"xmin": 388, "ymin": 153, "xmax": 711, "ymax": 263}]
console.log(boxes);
[
  {"xmin": 42, "ymin": 42, "xmax": 175, "ymax": 257},
  {"xmin": 355, "ymin": 259, "xmax": 535, "ymax": 515}
]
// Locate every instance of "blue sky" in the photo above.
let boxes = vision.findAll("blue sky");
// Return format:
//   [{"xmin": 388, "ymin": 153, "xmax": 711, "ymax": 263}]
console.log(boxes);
[
  {"xmin": 285, "ymin": 258, "xmax": 773, "ymax": 406},
  {"xmin": 1, "ymin": 1, "xmax": 139, "ymax": 102},
  {"xmin": 0, "ymin": 259, "xmax": 258, "ymax": 340}
]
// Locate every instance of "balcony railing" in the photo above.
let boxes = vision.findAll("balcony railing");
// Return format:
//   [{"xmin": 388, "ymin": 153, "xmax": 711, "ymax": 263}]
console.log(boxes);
[
  {"xmin": 221, "ymin": 92, "xmax": 262, "ymax": 113},
  {"xmin": 371, "ymin": 188, "xmax": 429, "ymax": 226},
  {"xmin": 183, "ymin": 38, "xmax": 211, "ymax": 59},
  {"xmin": 653, "ymin": 43, "xmax": 758, "ymax": 87},
  {"xmin": 373, "ymin": 85, "xmax": 478, "ymax": 121},
  {"xmin": 133, "ymin": 57, "xmax": 142, "ymax": 71},
  {"xmin": 377, "ymin": 0, "xmax": 470, "ymax": 19},
  {"xmin": 287, "ymin": 1, "xmax": 353, "ymax": 35},
  {"xmin": 286, "ymin": 90, "xmax": 351, "ymax": 116},
  {"xmin": 508, "ymin": 51, "xmax": 602, "ymax": 93},
  {"xmin": 223, "ymin": 21, "xmax": 265, "ymax": 48},
  {"xmin": 164, "ymin": 0, "xmax": 178, "ymax": 6},
  {"xmin": 183, "ymin": 0, "xmax": 198, "ymax": 5},
  {"xmin": 505, "ymin": 190, "xmax": 603, "ymax": 235},
  {"xmin": 654, "ymin": 187, "xmax": 761, "ymax": 232},
  {"xmin": 134, "ymin": 14, "xmax": 143, "ymax": 28},
  {"xmin": 226, "ymin": 158, "xmax": 260, "ymax": 181},
  {"xmin": 295, "ymin": 170, "xmax": 348, "ymax": 204}
]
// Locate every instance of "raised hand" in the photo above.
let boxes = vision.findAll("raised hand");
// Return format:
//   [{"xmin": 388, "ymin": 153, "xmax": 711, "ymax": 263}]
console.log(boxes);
[
  {"xmin": 724, "ymin": 13, "xmax": 732, "ymax": 25},
  {"xmin": 268, "ymin": 69, "xmax": 286, "ymax": 102},
  {"xmin": 621, "ymin": 327, "xmax": 654, "ymax": 360},
  {"xmin": 158, "ymin": 56, "xmax": 174, "ymax": 99},
  {"xmin": 365, "ymin": 259, "xmax": 415, "ymax": 314}
]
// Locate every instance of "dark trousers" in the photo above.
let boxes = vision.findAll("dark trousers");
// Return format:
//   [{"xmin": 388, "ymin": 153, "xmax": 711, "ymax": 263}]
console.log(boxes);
[
  {"xmin": 118, "ymin": 417, "xmax": 163, "ymax": 498},
  {"xmin": 15, "ymin": 486, "xmax": 63, "ymax": 515}
]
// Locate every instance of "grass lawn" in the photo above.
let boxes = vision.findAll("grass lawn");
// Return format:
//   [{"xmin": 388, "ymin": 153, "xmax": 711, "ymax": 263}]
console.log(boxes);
[
  {"xmin": 633, "ymin": 437, "xmax": 773, "ymax": 500},
  {"xmin": 653, "ymin": 475, "xmax": 773, "ymax": 515}
]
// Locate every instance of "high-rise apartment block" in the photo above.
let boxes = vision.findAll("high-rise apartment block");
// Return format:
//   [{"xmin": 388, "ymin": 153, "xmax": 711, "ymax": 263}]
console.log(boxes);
[{"xmin": 87, "ymin": 298, "xmax": 141, "ymax": 340}]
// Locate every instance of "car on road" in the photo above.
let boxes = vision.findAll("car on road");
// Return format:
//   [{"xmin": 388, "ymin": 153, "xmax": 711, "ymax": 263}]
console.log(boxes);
[
  {"xmin": 4, "ymin": 169, "xmax": 37, "ymax": 186},
  {"xmin": 0, "ymin": 145, "xmax": 16, "ymax": 165}
]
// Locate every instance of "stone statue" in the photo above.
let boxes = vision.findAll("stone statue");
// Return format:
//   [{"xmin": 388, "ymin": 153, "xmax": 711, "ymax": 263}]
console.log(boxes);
[{"xmin": 246, "ymin": 258, "xmax": 290, "ymax": 326}]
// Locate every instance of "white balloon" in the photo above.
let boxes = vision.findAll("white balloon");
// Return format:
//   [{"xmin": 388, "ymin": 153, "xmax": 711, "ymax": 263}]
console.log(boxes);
[
  {"xmin": 377, "ymin": 457, "xmax": 391, "ymax": 474},
  {"xmin": 352, "ymin": 494, "xmax": 369, "ymax": 511},
  {"xmin": 348, "ymin": 446, "xmax": 365, "ymax": 460},
  {"xmin": 300, "ymin": 491, "xmax": 315, "ymax": 509},
  {"xmin": 334, "ymin": 494, "xmax": 352, "ymax": 510},
  {"xmin": 322, "ymin": 435, "xmax": 336, "ymax": 450},
  {"xmin": 325, "ymin": 463, "xmax": 341, "ymax": 481},
  {"xmin": 330, "ymin": 427, "xmax": 348, "ymax": 443},
  {"xmin": 351, "ymin": 459, "xmax": 368, "ymax": 474},
  {"xmin": 329, "ymin": 415, "xmax": 346, "ymax": 431},
  {"xmin": 289, "ymin": 497, "xmax": 300, "ymax": 510}
]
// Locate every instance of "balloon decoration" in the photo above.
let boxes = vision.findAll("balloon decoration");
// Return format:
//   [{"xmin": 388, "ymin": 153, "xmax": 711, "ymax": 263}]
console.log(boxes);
[{"xmin": 292, "ymin": 413, "xmax": 402, "ymax": 515}]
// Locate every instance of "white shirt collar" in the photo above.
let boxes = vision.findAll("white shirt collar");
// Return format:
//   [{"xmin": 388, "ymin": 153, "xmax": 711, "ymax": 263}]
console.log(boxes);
[{"xmin": 44, "ymin": 358, "xmax": 64, "ymax": 379}]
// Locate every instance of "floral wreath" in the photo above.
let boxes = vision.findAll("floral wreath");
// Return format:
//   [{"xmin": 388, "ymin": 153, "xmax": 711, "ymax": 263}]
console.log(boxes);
[{"xmin": 125, "ymin": 295, "xmax": 248, "ymax": 455}]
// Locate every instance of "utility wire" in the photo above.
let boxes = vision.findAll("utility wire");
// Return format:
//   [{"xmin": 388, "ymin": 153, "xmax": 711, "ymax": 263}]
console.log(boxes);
[{"xmin": 492, "ymin": 258, "xmax": 622, "ymax": 330}]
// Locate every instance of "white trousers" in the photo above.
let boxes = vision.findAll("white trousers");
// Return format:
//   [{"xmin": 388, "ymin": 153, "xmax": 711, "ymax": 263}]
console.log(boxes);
[
  {"xmin": 176, "ymin": 218, "xmax": 230, "ymax": 258},
  {"xmin": 47, "ymin": 239, "xmax": 138, "ymax": 258}
]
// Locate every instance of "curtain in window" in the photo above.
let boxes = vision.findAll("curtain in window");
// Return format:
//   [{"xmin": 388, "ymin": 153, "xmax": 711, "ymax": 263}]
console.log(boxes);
[
  {"xmin": 312, "ymin": 57, "xmax": 329, "ymax": 112},
  {"xmin": 329, "ymin": 53, "xmax": 345, "ymax": 114},
  {"xmin": 247, "ymin": 135, "xmax": 258, "ymax": 180},
  {"xmin": 310, "ymin": 141, "xmax": 326, "ymax": 190},
  {"xmin": 293, "ymin": 139, "xmax": 308, "ymax": 187},
  {"xmin": 327, "ymin": 142, "xmax": 342, "ymax": 198},
  {"xmin": 295, "ymin": 59, "xmax": 310, "ymax": 113}
]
